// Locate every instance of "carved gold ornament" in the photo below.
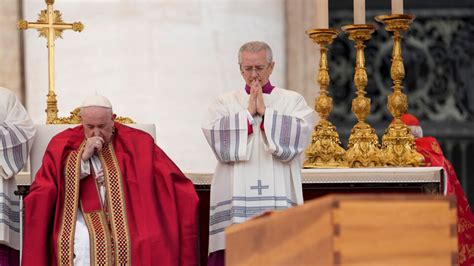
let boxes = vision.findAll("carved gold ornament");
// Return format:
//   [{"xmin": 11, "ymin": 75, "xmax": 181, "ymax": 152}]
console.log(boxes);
[
  {"xmin": 342, "ymin": 24, "xmax": 383, "ymax": 168},
  {"xmin": 375, "ymin": 15, "xmax": 424, "ymax": 167},
  {"xmin": 304, "ymin": 29, "xmax": 347, "ymax": 168},
  {"xmin": 18, "ymin": 0, "xmax": 84, "ymax": 124},
  {"xmin": 49, "ymin": 108, "xmax": 135, "ymax": 125}
]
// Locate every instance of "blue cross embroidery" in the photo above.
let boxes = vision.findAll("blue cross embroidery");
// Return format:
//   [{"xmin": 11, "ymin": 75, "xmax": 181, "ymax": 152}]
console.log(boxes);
[{"xmin": 250, "ymin": 180, "xmax": 269, "ymax": 195}]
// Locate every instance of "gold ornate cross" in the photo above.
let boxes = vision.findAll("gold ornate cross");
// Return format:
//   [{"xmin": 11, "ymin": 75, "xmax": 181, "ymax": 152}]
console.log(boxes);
[{"xmin": 18, "ymin": 0, "xmax": 84, "ymax": 124}]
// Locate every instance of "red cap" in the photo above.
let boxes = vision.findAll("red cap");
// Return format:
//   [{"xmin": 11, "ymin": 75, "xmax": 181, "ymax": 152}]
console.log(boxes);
[{"xmin": 400, "ymin": 114, "xmax": 420, "ymax": 126}]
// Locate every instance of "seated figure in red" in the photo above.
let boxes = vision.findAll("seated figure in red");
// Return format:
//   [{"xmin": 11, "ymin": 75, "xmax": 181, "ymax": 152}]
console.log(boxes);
[{"xmin": 401, "ymin": 114, "xmax": 474, "ymax": 265}]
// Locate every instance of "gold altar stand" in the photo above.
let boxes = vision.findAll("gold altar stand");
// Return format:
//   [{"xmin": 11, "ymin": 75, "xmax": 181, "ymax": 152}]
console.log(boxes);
[{"xmin": 226, "ymin": 194, "xmax": 458, "ymax": 266}]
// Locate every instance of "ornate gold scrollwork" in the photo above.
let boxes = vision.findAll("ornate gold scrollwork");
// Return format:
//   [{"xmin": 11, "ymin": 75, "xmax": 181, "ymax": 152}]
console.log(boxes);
[
  {"xmin": 342, "ymin": 24, "xmax": 383, "ymax": 168},
  {"xmin": 48, "ymin": 108, "xmax": 135, "ymax": 125},
  {"xmin": 375, "ymin": 15, "xmax": 424, "ymax": 167},
  {"xmin": 304, "ymin": 29, "xmax": 347, "ymax": 168}
]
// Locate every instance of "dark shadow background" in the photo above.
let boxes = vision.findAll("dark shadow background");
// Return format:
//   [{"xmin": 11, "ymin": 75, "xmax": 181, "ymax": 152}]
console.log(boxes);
[{"xmin": 327, "ymin": 0, "xmax": 474, "ymax": 204}]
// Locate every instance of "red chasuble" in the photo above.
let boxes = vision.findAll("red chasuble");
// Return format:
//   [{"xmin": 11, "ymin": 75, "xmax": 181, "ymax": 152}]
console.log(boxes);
[
  {"xmin": 22, "ymin": 123, "xmax": 199, "ymax": 266},
  {"xmin": 416, "ymin": 137, "xmax": 474, "ymax": 265}
]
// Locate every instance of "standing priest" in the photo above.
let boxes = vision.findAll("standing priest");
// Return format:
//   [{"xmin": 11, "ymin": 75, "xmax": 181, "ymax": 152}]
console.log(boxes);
[
  {"xmin": 202, "ymin": 41, "xmax": 316, "ymax": 265},
  {"xmin": 0, "ymin": 87, "xmax": 36, "ymax": 265},
  {"xmin": 23, "ymin": 95, "xmax": 199, "ymax": 266}
]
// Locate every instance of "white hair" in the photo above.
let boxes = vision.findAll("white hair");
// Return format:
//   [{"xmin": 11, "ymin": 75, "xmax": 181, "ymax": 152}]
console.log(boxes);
[
  {"xmin": 407, "ymin": 125, "xmax": 423, "ymax": 138},
  {"xmin": 238, "ymin": 41, "xmax": 273, "ymax": 64}
]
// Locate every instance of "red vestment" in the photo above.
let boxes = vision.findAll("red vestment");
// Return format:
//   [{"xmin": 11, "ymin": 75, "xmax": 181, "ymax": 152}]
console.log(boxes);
[
  {"xmin": 415, "ymin": 137, "xmax": 474, "ymax": 265},
  {"xmin": 22, "ymin": 123, "xmax": 199, "ymax": 266}
]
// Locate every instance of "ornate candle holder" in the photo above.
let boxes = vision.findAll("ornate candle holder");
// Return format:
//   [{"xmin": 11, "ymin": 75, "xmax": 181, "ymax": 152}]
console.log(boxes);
[
  {"xmin": 375, "ymin": 15, "xmax": 424, "ymax": 167},
  {"xmin": 342, "ymin": 24, "xmax": 382, "ymax": 168},
  {"xmin": 304, "ymin": 29, "xmax": 346, "ymax": 168}
]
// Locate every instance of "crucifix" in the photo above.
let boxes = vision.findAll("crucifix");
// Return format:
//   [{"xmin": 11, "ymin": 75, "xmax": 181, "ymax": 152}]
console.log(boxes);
[{"xmin": 18, "ymin": 0, "xmax": 84, "ymax": 124}]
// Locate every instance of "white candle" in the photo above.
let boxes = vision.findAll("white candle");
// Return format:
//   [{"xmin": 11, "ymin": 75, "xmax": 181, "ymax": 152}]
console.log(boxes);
[
  {"xmin": 391, "ymin": 0, "xmax": 403, "ymax": 14},
  {"xmin": 354, "ymin": 0, "xmax": 365, "ymax": 24},
  {"xmin": 315, "ymin": 0, "xmax": 328, "ymax": 28}
]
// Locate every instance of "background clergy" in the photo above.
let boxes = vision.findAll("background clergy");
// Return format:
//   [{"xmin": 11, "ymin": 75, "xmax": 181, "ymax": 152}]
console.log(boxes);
[
  {"xmin": 202, "ymin": 41, "xmax": 316, "ymax": 264},
  {"xmin": 401, "ymin": 113, "xmax": 474, "ymax": 266},
  {"xmin": 22, "ymin": 95, "xmax": 199, "ymax": 266},
  {"xmin": 0, "ymin": 87, "xmax": 35, "ymax": 261}
]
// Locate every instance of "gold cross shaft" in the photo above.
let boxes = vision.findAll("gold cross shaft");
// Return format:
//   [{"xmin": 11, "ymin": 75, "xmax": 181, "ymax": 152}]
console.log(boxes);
[{"xmin": 18, "ymin": 0, "xmax": 84, "ymax": 124}]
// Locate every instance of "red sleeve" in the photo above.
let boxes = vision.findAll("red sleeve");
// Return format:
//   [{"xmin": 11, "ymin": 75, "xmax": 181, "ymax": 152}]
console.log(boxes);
[
  {"xmin": 443, "ymin": 161, "xmax": 474, "ymax": 266},
  {"xmin": 153, "ymin": 146, "xmax": 199, "ymax": 266},
  {"xmin": 23, "ymin": 147, "xmax": 61, "ymax": 266},
  {"xmin": 22, "ymin": 127, "xmax": 85, "ymax": 266},
  {"xmin": 415, "ymin": 137, "xmax": 445, "ymax": 167},
  {"xmin": 260, "ymin": 115, "xmax": 265, "ymax": 132}
]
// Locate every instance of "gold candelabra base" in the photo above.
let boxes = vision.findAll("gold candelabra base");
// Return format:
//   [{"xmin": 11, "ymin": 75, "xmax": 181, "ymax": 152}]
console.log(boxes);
[
  {"xmin": 304, "ymin": 29, "xmax": 346, "ymax": 168},
  {"xmin": 345, "ymin": 121, "xmax": 382, "ymax": 167},
  {"xmin": 304, "ymin": 120, "xmax": 347, "ymax": 168},
  {"xmin": 376, "ymin": 14, "xmax": 424, "ymax": 167},
  {"xmin": 381, "ymin": 118, "xmax": 423, "ymax": 166}
]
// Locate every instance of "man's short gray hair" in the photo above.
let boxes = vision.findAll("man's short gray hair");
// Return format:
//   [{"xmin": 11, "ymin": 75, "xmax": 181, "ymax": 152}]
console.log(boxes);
[{"xmin": 238, "ymin": 41, "xmax": 273, "ymax": 64}]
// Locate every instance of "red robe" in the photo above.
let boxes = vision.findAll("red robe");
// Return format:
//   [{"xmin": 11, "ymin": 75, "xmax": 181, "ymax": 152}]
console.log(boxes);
[
  {"xmin": 415, "ymin": 137, "xmax": 474, "ymax": 265},
  {"xmin": 22, "ymin": 123, "xmax": 199, "ymax": 266}
]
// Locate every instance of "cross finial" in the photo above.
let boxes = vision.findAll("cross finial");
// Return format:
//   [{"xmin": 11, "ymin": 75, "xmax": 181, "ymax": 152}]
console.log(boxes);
[{"xmin": 17, "ymin": 0, "xmax": 84, "ymax": 124}]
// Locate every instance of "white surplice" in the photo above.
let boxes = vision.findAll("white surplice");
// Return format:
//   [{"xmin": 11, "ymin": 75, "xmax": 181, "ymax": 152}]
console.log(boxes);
[
  {"xmin": 202, "ymin": 87, "xmax": 316, "ymax": 253},
  {"xmin": 74, "ymin": 155, "xmax": 105, "ymax": 266},
  {"xmin": 0, "ymin": 87, "xmax": 36, "ymax": 250}
]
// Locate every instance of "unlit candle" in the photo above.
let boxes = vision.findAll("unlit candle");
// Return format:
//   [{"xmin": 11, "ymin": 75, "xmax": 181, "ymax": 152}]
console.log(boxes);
[
  {"xmin": 316, "ymin": 0, "xmax": 329, "ymax": 28},
  {"xmin": 354, "ymin": 0, "xmax": 365, "ymax": 24},
  {"xmin": 391, "ymin": 0, "xmax": 403, "ymax": 14}
]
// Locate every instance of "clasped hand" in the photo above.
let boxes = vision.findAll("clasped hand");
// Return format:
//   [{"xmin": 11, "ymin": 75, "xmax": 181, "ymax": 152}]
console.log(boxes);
[
  {"xmin": 82, "ymin": 136, "xmax": 104, "ymax": 161},
  {"xmin": 247, "ymin": 80, "xmax": 266, "ymax": 116}
]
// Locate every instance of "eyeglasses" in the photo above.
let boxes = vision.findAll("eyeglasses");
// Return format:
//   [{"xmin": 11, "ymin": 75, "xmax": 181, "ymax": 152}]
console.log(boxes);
[{"xmin": 241, "ymin": 64, "xmax": 271, "ymax": 74}]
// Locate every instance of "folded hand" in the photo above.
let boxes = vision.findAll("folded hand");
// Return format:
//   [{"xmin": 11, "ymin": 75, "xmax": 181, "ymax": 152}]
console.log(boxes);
[{"xmin": 82, "ymin": 136, "xmax": 104, "ymax": 161}]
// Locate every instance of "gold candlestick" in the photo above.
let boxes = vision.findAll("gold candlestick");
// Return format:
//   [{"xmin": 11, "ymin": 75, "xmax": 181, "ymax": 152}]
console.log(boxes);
[
  {"xmin": 304, "ymin": 29, "xmax": 346, "ymax": 168},
  {"xmin": 342, "ymin": 24, "xmax": 382, "ymax": 168},
  {"xmin": 375, "ymin": 14, "xmax": 424, "ymax": 167}
]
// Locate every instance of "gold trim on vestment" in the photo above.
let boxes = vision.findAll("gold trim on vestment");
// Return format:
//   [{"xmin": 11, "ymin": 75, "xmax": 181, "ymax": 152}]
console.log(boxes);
[
  {"xmin": 99, "ymin": 143, "xmax": 132, "ymax": 265},
  {"xmin": 57, "ymin": 144, "xmax": 84, "ymax": 265},
  {"xmin": 57, "ymin": 142, "xmax": 131, "ymax": 265},
  {"xmin": 82, "ymin": 210, "xmax": 112, "ymax": 265}
]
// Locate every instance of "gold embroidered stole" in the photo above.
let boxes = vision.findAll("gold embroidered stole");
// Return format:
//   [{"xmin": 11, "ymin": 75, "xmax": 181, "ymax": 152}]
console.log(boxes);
[
  {"xmin": 57, "ymin": 145, "xmax": 83, "ymax": 265},
  {"xmin": 58, "ymin": 143, "xmax": 131, "ymax": 265}
]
